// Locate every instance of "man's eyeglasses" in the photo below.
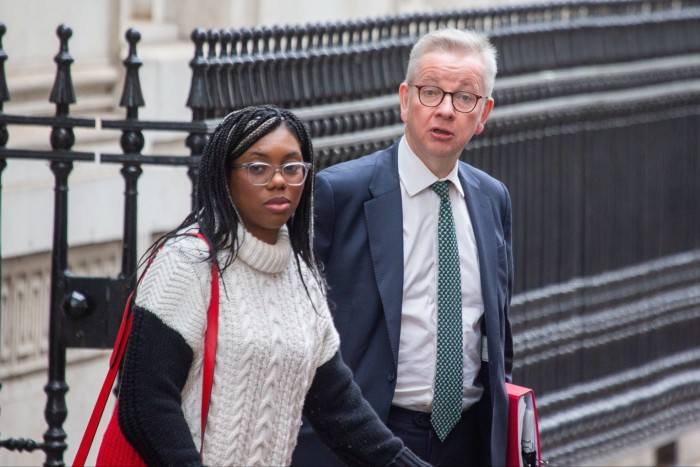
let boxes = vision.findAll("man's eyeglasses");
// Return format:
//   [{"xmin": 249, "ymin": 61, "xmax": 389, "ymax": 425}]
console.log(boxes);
[
  {"xmin": 230, "ymin": 161, "xmax": 312, "ymax": 186},
  {"xmin": 407, "ymin": 83, "xmax": 485, "ymax": 113}
]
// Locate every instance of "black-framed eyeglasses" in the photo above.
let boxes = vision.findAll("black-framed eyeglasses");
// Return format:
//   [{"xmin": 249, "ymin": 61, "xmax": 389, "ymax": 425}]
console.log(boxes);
[
  {"xmin": 230, "ymin": 161, "xmax": 312, "ymax": 186},
  {"xmin": 407, "ymin": 83, "xmax": 485, "ymax": 113}
]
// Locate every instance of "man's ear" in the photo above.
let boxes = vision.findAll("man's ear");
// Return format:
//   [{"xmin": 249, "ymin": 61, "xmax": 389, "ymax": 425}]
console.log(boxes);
[
  {"xmin": 475, "ymin": 97, "xmax": 494, "ymax": 135},
  {"xmin": 399, "ymin": 82, "xmax": 410, "ymax": 124}
]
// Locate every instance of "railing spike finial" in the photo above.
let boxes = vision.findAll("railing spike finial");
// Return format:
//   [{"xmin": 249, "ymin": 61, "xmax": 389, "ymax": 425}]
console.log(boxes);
[
  {"xmin": 0, "ymin": 22, "xmax": 10, "ymax": 110},
  {"xmin": 186, "ymin": 28, "xmax": 210, "ymax": 207},
  {"xmin": 186, "ymin": 27, "xmax": 209, "ymax": 120},
  {"xmin": 272, "ymin": 25, "xmax": 284, "ymax": 53},
  {"xmin": 0, "ymin": 22, "xmax": 10, "ymax": 152},
  {"xmin": 230, "ymin": 28, "xmax": 241, "ymax": 56},
  {"xmin": 120, "ymin": 28, "xmax": 145, "ymax": 119},
  {"xmin": 218, "ymin": 28, "xmax": 234, "ymax": 113},
  {"xmin": 206, "ymin": 28, "xmax": 222, "ymax": 117},
  {"xmin": 251, "ymin": 27, "xmax": 263, "ymax": 55},
  {"xmin": 240, "ymin": 28, "xmax": 253, "ymax": 56},
  {"xmin": 261, "ymin": 25, "xmax": 273, "ymax": 54},
  {"xmin": 49, "ymin": 24, "xmax": 76, "ymax": 115}
]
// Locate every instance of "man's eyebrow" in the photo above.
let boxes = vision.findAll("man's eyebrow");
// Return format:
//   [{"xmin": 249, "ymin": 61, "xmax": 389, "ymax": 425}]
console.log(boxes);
[{"xmin": 416, "ymin": 75, "xmax": 479, "ymax": 88}]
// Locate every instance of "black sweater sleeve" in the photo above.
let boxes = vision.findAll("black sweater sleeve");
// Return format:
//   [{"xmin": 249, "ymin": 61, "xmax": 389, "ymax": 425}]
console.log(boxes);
[
  {"xmin": 118, "ymin": 306, "xmax": 202, "ymax": 467},
  {"xmin": 302, "ymin": 351, "xmax": 430, "ymax": 467}
]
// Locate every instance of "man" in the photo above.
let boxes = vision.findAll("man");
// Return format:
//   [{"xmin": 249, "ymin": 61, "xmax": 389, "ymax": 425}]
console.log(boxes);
[{"xmin": 293, "ymin": 28, "xmax": 513, "ymax": 466}]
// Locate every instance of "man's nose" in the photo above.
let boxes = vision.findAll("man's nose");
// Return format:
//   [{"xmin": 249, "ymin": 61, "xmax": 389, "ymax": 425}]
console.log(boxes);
[{"xmin": 436, "ymin": 93, "xmax": 456, "ymax": 116}]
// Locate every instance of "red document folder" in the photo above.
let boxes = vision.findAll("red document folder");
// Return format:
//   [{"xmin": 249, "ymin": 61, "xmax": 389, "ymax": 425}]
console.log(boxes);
[{"xmin": 505, "ymin": 383, "xmax": 542, "ymax": 467}]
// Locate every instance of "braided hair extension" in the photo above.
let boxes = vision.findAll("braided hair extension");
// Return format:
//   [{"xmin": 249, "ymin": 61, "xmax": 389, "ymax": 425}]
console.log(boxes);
[{"xmin": 141, "ymin": 105, "xmax": 324, "ymax": 299}]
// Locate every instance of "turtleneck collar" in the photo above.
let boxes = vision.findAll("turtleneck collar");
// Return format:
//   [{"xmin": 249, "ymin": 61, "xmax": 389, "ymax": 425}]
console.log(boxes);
[{"xmin": 236, "ymin": 223, "xmax": 293, "ymax": 274}]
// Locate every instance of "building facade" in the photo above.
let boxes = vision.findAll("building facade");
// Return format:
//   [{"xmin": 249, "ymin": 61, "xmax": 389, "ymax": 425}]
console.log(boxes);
[{"xmin": 2, "ymin": 1, "xmax": 700, "ymax": 466}]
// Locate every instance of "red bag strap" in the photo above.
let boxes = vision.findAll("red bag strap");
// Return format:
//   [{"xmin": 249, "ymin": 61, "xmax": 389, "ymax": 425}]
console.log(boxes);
[
  {"xmin": 73, "ymin": 232, "xmax": 218, "ymax": 466},
  {"xmin": 72, "ymin": 295, "xmax": 135, "ymax": 466},
  {"xmin": 200, "ymin": 238, "xmax": 219, "ymax": 450}
]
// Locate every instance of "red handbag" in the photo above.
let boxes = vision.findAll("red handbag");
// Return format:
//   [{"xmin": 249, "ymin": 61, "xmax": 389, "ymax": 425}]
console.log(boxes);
[{"xmin": 73, "ymin": 233, "xmax": 219, "ymax": 466}]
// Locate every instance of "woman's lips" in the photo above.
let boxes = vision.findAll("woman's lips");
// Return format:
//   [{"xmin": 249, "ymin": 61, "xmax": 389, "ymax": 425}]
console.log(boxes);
[{"xmin": 264, "ymin": 197, "xmax": 291, "ymax": 213}]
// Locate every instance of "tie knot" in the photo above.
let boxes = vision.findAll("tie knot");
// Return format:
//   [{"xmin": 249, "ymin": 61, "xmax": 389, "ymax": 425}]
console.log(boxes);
[{"xmin": 431, "ymin": 181, "xmax": 450, "ymax": 200}]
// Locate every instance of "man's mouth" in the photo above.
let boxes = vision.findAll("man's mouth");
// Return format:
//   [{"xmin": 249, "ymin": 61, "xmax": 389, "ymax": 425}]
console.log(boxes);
[{"xmin": 431, "ymin": 127, "xmax": 453, "ymax": 137}]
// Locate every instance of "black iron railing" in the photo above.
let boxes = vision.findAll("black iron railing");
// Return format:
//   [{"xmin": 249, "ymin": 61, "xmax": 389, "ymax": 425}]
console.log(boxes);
[{"xmin": 1, "ymin": 1, "xmax": 700, "ymax": 465}]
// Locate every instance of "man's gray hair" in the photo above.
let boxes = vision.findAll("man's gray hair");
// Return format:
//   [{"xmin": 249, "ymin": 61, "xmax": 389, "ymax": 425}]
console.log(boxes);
[{"xmin": 405, "ymin": 28, "xmax": 498, "ymax": 97}]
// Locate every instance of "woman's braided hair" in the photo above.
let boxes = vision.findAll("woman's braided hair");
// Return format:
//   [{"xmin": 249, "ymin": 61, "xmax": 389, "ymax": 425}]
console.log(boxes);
[{"xmin": 145, "ymin": 105, "xmax": 320, "ymax": 283}]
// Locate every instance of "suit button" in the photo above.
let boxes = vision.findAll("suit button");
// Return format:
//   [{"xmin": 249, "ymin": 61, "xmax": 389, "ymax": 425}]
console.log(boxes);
[{"xmin": 387, "ymin": 373, "xmax": 395, "ymax": 382}]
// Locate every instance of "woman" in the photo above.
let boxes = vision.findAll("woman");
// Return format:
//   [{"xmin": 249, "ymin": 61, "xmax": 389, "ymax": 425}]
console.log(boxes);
[{"xmin": 104, "ymin": 105, "xmax": 428, "ymax": 466}]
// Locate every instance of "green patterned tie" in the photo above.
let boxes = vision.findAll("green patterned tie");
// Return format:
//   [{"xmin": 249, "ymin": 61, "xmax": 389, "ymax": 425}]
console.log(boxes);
[{"xmin": 430, "ymin": 181, "xmax": 463, "ymax": 442}]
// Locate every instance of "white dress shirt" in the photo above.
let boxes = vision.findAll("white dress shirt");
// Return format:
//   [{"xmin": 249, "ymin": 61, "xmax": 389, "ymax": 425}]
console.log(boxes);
[{"xmin": 392, "ymin": 136, "xmax": 485, "ymax": 412}]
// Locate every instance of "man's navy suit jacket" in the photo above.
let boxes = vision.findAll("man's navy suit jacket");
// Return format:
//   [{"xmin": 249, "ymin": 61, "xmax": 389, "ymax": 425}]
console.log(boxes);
[{"xmin": 293, "ymin": 141, "xmax": 514, "ymax": 466}]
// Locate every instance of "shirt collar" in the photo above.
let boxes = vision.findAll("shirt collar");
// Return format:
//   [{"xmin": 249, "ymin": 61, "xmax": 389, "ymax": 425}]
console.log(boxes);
[{"xmin": 398, "ymin": 135, "xmax": 464, "ymax": 198}]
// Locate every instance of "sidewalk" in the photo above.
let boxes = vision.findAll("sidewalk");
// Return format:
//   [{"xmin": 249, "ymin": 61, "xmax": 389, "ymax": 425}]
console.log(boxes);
[{"xmin": 592, "ymin": 424, "xmax": 700, "ymax": 466}]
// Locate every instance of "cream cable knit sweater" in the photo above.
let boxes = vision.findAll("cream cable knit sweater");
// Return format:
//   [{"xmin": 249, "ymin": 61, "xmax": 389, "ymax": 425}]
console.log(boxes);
[{"xmin": 134, "ymin": 225, "xmax": 340, "ymax": 466}]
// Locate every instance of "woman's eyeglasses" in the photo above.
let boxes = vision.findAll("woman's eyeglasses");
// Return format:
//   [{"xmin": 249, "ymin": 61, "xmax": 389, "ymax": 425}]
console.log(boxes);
[{"xmin": 230, "ymin": 161, "xmax": 312, "ymax": 186}]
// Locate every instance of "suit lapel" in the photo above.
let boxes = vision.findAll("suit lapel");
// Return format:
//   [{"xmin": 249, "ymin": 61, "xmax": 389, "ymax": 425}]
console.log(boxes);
[
  {"xmin": 365, "ymin": 144, "xmax": 403, "ymax": 365},
  {"xmin": 459, "ymin": 165, "xmax": 500, "ymax": 359}
]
